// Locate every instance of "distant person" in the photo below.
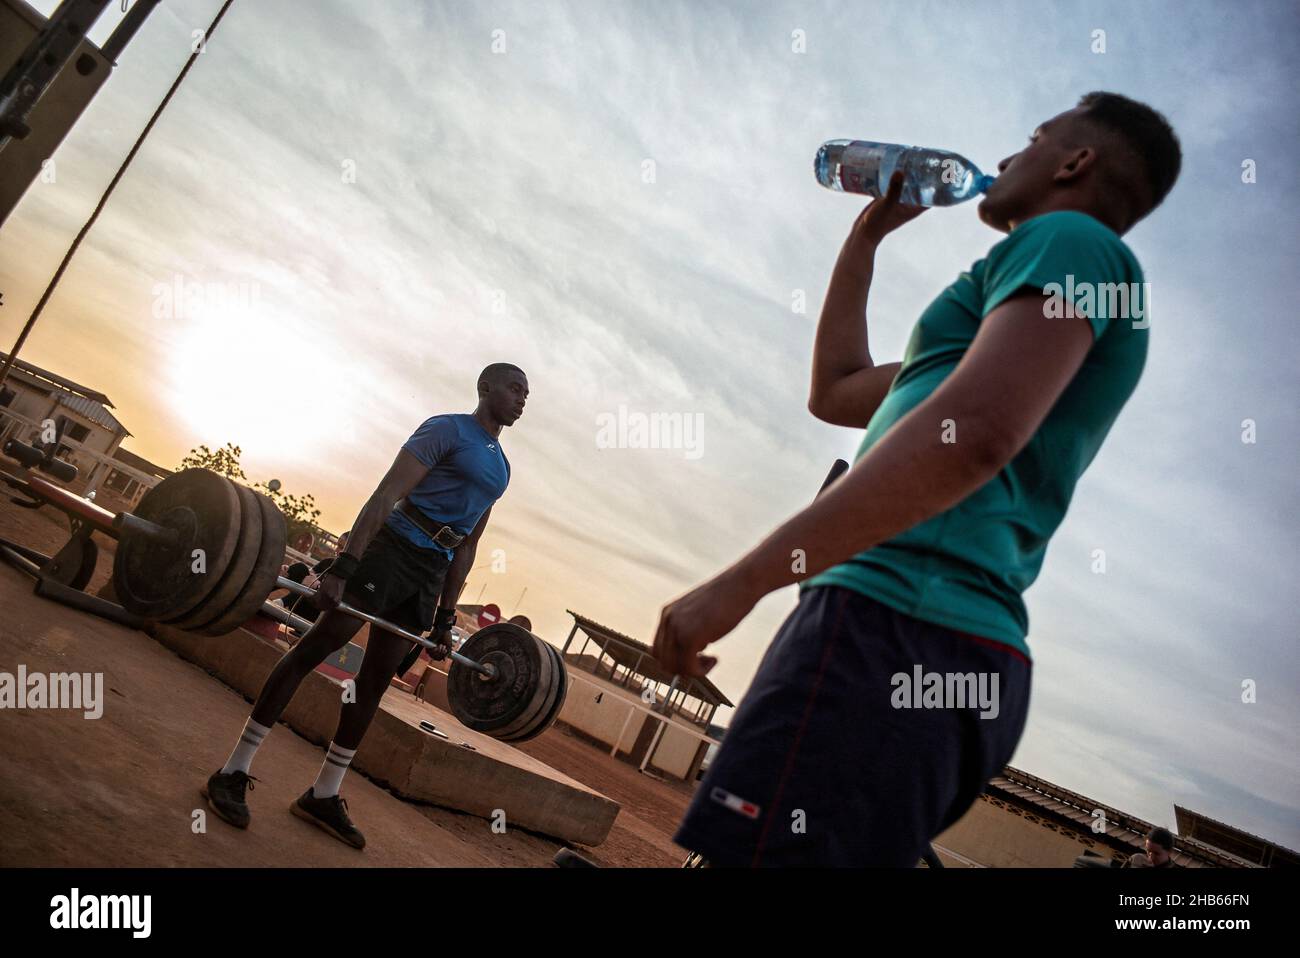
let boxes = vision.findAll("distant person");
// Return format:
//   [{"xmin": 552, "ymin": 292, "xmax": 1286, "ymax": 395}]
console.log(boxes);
[
  {"xmin": 283, "ymin": 531, "xmax": 353, "ymax": 626},
  {"xmin": 1124, "ymin": 827, "xmax": 1176, "ymax": 868},
  {"xmin": 654, "ymin": 92, "xmax": 1182, "ymax": 866},
  {"xmin": 269, "ymin": 561, "xmax": 309, "ymax": 599},
  {"xmin": 312, "ymin": 531, "xmax": 350, "ymax": 578},
  {"xmin": 202, "ymin": 365, "xmax": 523, "ymax": 849},
  {"xmin": 276, "ymin": 561, "xmax": 311, "ymax": 604}
]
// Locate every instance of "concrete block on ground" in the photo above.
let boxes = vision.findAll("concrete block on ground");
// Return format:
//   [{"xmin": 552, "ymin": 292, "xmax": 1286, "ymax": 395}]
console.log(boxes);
[{"xmin": 148, "ymin": 617, "xmax": 619, "ymax": 846}]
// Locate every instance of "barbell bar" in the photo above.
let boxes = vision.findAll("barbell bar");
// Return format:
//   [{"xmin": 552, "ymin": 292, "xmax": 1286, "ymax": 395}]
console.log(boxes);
[
  {"xmin": 112, "ymin": 510, "xmax": 181, "ymax": 546},
  {"xmin": 261, "ymin": 590, "xmax": 565, "ymax": 740},
  {"xmin": 274, "ymin": 575, "xmax": 496, "ymax": 679}
]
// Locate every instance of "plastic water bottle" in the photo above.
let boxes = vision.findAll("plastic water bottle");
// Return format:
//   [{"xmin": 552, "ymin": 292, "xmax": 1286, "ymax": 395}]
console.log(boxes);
[{"xmin": 814, "ymin": 140, "xmax": 994, "ymax": 207}]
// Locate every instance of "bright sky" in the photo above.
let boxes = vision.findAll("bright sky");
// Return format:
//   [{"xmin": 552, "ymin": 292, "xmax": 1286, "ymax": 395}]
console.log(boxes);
[{"xmin": 2, "ymin": 0, "xmax": 1296, "ymax": 850}]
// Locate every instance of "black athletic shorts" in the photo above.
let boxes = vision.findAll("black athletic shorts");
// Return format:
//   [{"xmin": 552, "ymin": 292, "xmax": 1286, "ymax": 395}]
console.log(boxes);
[
  {"xmin": 674, "ymin": 585, "xmax": 1032, "ymax": 867},
  {"xmin": 341, "ymin": 525, "xmax": 451, "ymax": 636}
]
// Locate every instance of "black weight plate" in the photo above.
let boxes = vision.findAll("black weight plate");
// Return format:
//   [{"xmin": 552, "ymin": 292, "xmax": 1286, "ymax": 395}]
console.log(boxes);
[
  {"xmin": 503, "ymin": 640, "xmax": 569, "ymax": 742},
  {"xmin": 499, "ymin": 641, "xmax": 558, "ymax": 742},
  {"xmin": 197, "ymin": 490, "xmax": 287, "ymax": 637},
  {"xmin": 493, "ymin": 636, "xmax": 559, "ymax": 740},
  {"xmin": 540, "ymin": 642, "xmax": 569, "ymax": 731},
  {"xmin": 448, "ymin": 623, "xmax": 551, "ymax": 734},
  {"xmin": 477, "ymin": 630, "xmax": 554, "ymax": 739},
  {"xmin": 112, "ymin": 469, "xmax": 241, "ymax": 620},
  {"xmin": 524, "ymin": 642, "xmax": 568, "ymax": 740},
  {"xmin": 171, "ymin": 484, "xmax": 262, "ymax": 630}
]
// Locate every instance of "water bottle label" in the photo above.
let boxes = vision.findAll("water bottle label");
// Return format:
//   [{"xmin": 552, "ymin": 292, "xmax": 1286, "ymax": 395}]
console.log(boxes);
[{"xmin": 839, "ymin": 142, "xmax": 887, "ymax": 195}]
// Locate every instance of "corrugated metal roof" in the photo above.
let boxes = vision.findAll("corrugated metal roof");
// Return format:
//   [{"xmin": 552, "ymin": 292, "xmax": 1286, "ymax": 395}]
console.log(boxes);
[
  {"xmin": 1174, "ymin": 804, "xmax": 1300, "ymax": 863},
  {"xmin": 566, "ymin": 609, "xmax": 734, "ymax": 708},
  {"xmin": 0, "ymin": 351, "xmax": 113, "ymax": 406},
  {"xmin": 55, "ymin": 393, "xmax": 130, "ymax": 437},
  {"xmin": 111, "ymin": 446, "xmax": 169, "ymax": 477},
  {"xmin": 0, "ymin": 364, "xmax": 53, "ymax": 395}
]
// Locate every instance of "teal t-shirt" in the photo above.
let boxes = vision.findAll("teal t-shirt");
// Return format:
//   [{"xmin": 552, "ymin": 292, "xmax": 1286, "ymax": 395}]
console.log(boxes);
[{"xmin": 804, "ymin": 211, "xmax": 1148, "ymax": 658}]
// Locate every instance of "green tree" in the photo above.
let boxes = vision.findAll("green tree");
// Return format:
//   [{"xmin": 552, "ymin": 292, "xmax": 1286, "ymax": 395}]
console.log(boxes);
[
  {"xmin": 179, "ymin": 443, "xmax": 324, "ymax": 547},
  {"xmin": 178, "ymin": 443, "xmax": 246, "ymax": 481},
  {"xmin": 254, "ymin": 483, "xmax": 323, "ymax": 547}
]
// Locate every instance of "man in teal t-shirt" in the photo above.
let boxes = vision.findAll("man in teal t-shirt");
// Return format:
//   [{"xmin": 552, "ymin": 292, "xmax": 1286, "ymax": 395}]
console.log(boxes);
[
  {"xmin": 802, "ymin": 208, "xmax": 1147, "ymax": 655},
  {"xmin": 657, "ymin": 92, "xmax": 1182, "ymax": 867}
]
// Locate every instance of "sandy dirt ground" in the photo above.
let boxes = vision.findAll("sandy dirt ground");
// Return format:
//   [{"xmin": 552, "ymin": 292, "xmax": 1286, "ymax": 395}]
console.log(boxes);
[{"xmin": 0, "ymin": 488, "xmax": 693, "ymax": 868}]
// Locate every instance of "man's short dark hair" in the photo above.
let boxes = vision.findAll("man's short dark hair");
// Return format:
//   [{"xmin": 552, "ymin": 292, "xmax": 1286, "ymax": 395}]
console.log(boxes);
[
  {"xmin": 1076, "ymin": 91, "xmax": 1182, "ymax": 223},
  {"xmin": 1148, "ymin": 827, "xmax": 1175, "ymax": 851},
  {"xmin": 478, "ymin": 363, "xmax": 524, "ymax": 387}
]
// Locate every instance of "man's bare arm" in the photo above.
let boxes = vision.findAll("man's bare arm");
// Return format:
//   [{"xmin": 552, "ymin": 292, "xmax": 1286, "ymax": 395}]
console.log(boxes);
[
  {"xmin": 808, "ymin": 172, "xmax": 925, "ymax": 427},
  {"xmin": 656, "ymin": 289, "xmax": 1097, "ymax": 676},
  {"xmin": 316, "ymin": 450, "xmax": 428, "ymax": 608},
  {"xmin": 439, "ymin": 506, "xmax": 491, "ymax": 610},
  {"xmin": 742, "ymin": 290, "xmax": 1095, "ymax": 595}
]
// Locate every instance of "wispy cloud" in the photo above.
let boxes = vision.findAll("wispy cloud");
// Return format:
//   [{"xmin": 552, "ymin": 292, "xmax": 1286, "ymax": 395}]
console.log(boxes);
[{"xmin": 2, "ymin": 0, "xmax": 1296, "ymax": 849}]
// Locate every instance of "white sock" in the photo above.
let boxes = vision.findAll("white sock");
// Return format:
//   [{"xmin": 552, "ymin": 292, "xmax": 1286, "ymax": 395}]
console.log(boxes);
[
  {"xmin": 221, "ymin": 717, "xmax": 271, "ymax": 775},
  {"xmin": 312, "ymin": 742, "xmax": 357, "ymax": 798}
]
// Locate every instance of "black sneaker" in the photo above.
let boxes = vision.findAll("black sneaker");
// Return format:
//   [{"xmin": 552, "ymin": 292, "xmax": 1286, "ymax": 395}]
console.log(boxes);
[
  {"xmin": 291, "ymin": 789, "xmax": 366, "ymax": 850},
  {"xmin": 201, "ymin": 769, "xmax": 257, "ymax": 829}
]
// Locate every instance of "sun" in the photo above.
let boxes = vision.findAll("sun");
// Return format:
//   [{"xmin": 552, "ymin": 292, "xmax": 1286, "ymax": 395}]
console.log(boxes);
[{"xmin": 167, "ymin": 291, "xmax": 336, "ymax": 458}]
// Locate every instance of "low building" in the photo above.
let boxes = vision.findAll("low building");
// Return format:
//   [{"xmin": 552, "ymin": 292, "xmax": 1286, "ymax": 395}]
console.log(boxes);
[
  {"xmin": 554, "ymin": 611, "xmax": 734, "ymax": 782},
  {"xmin": 933, "ymin": 765, "xmax": 1294, "ymax": 868},
  {"xmin": 0, "ymin": 351, "xmax": 131, "ymax": 492},
  {"xmin": 96, "ymin": 446, "xmax": 172, "ymax": 511},
  {"xmin": 0, "ymin": 351, "xmax": 176, "ymax": 515},
  {"xmin": 1173, "ymin": 805, "xmax": 1299, "ymax": 868}
]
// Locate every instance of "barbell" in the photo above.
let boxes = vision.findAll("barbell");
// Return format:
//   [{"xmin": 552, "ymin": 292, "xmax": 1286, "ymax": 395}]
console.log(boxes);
[
  {"xmin": 272, "ymin": 575, "xmax": 494, "ymax": 678},
  {"xmin": 109, "ymin": 468, "xmax": 567, "ymax": 742}
]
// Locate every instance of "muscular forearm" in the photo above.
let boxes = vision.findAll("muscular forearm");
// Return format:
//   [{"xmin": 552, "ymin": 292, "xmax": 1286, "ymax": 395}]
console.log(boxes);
[
  {"xmin": 439, "ymin": 543, "xmax": 474, "ymax": 609},
  {"xmin": 729, "ymin": 404, "xmax": 1014, "ymax": 600}
]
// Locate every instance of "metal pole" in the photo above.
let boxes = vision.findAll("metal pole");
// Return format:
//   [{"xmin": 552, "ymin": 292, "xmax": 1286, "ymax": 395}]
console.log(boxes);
[
  {"xmin": 100, "ymin": 0, "xmax": 162, "ymax": 62},
  {"xmin": 661, "ymin": 675, "xmax": 679, "ymax": 714},
  {"xmin": 112, "ymin": 510, "xmax": 179, "ymax": 545},
  {"xmin": 0, "ymin": 0, "xmax": 238, "ymax": 393},
  {"xmin": 611, "ymin": 703, "xmax": 636, "ymax": 758},
  {"xmin": 0, "ymin": 542, "xmax": 42, "ymax": 576},
  {"xmin": 274, "ymin": 577, "xmax": 494, "ymax": 678},
  {"xmin": 640, "ymin": 717, "xmax": 668, "ymax": 773}
]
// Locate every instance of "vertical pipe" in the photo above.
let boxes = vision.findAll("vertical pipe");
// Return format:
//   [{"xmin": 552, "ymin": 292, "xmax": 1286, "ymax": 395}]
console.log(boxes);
[{"xmin": 101, "ymin": 0, "xmax": 162, "ymax": 63}]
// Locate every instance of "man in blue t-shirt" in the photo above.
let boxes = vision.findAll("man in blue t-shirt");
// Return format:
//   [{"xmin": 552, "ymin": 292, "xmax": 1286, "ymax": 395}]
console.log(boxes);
[
  {"xmin": 658, "ymin": 93, "xmax": 1182, "ymax": 867},
  {"xmin": 203, "ymin": 363, "xmax": 526, "ymax": 848}
]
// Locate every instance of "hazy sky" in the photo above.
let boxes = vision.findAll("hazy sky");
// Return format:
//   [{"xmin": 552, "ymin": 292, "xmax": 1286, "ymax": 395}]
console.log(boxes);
[{"xmin": 2, "ymin": 0, "xmax": 1296, "ymax": 851}]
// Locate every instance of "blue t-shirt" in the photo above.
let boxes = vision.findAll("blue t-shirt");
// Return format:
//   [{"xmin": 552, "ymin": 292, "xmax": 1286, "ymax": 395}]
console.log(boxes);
[{"xmin": 386, "ymin": 414, "xmax": 511, "ymax": 557}]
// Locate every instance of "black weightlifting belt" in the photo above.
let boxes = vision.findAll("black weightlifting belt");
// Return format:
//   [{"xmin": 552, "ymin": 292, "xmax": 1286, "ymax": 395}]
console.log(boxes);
[{"xmin": 394, "ymin": 498, "xmax": 466, "ymax": 550}]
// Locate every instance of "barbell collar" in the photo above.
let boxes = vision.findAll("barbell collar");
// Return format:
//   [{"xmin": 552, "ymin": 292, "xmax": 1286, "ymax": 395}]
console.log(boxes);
[{"xmin": 113, "ymin": 510, "xmax": 181, "ymax": 546}]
